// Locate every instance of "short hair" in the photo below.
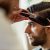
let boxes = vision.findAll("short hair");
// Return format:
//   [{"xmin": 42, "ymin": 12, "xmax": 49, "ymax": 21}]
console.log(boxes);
[{"xmin": 27, "ymin": 2, "xmax": 50, "ymax": 13}]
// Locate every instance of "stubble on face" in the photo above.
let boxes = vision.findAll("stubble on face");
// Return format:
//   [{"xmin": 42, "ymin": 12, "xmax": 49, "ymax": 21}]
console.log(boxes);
[{"xmin": 31, "ymin": 28, "xmax": 47, "ymax": 46}]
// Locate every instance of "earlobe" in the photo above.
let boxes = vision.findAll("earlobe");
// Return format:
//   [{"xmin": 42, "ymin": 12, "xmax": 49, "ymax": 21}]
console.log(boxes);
[{"xmin": 45, "ymin": 27, "xmax": 50, "ymax": 34}]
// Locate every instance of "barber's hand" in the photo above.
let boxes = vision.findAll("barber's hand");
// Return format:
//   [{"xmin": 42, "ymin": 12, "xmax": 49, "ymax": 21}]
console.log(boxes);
[{"xmin": 8, "ymin": 9, "xmax": 29, "ymax": 23}]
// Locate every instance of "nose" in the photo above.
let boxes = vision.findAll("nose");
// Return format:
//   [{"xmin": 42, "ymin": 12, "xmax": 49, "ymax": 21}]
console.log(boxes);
[
  {"xmin": 25, "ymin": 25, "xmax": 37, "ymax": 39},
  {"xmin": 25, "ymin": 23, "xmax": 31, "ymax": 33}
]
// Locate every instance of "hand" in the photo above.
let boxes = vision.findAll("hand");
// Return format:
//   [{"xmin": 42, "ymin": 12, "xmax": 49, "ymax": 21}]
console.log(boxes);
[{"xmin": 8, "ymin": 9, "xmax": 29, "ymax": 23}]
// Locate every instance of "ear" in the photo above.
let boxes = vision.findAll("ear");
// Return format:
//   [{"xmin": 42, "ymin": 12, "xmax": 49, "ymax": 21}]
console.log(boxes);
[{"xmin": 45, "ymin": 27, "xmax": 50, "ymax": 34}]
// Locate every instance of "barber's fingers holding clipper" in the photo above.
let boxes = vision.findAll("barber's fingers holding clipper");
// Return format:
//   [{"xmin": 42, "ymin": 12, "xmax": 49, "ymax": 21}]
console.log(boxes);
[{"xmin": 8, "ymin": 9, "xmax": 29, "ymax": 23}]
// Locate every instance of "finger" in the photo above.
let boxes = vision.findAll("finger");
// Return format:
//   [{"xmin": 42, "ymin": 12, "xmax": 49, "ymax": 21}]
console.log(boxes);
[{"xmin": 20, "ymin": 12, "xmax": 30, "ymax": 17}]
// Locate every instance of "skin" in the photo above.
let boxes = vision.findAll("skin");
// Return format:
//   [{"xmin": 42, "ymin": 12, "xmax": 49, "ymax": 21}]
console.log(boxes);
[
  {"xmin": 25, "ymin": 21, "xmax": 50, "ymax": 48},
  {"xmin": 25, "ymin": 21, "xmax": 47, "ymax": 46}
]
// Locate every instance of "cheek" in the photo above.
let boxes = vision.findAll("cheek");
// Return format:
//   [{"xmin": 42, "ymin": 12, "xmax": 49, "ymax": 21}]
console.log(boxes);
[
  {"xmin": 31, "ymin": 25, "xmax": 44, "ymax": 37},
  {"xmin": 31, "ymin": 26, "xmax": 38, "ymax": 36},
  {"xmin": 31, "ymin": 25, "xmax": 42, "ymax": 37}
]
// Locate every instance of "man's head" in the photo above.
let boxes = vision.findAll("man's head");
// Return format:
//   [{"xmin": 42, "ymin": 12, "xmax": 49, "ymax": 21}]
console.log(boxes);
[{"xmin": 25, "ymin": 21, "xmax": 50, "ymax": 46}]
